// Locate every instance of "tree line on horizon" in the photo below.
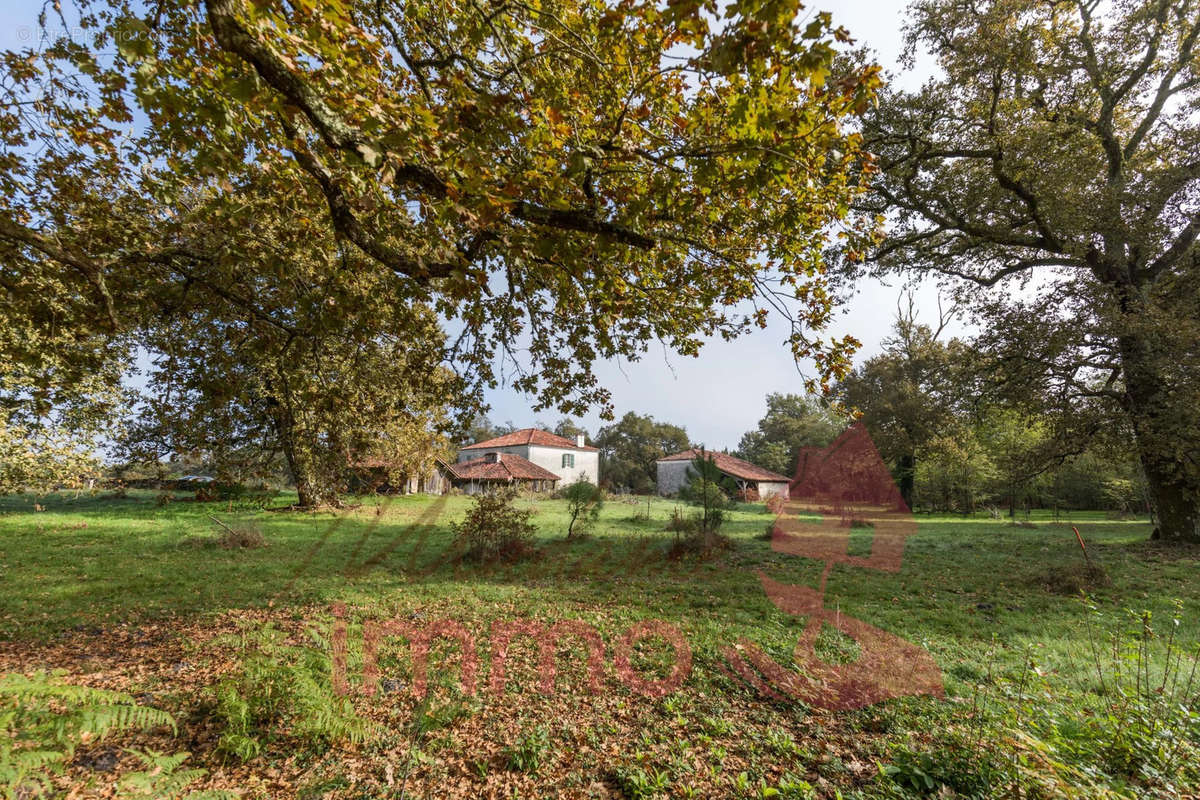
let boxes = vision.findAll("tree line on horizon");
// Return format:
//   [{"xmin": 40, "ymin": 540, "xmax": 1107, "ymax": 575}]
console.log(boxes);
[
  {"xmin": 0, "ymin": 0, "xmax": 1195, "ymax": 538},
  {"xmin": 469, "ymin": 307, "xmax": 1147, "ymax": 519}
]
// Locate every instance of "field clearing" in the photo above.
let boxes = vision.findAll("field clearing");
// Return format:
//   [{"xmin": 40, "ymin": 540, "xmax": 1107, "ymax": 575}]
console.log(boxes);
[{"xmin": 1, "ymin": 491, "xmax": 1196, "ymax": 798}]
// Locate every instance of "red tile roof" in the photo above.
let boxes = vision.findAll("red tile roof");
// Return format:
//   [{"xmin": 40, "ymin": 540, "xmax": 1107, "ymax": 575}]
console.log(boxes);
[
  {"xmin": 656, "ymin": 449, "xmax": 790, "ymax": 483},
  {"xmin": 444, "ymin": 453, "xmax": 562, "ymax": 482},
  {"xmin": 460, "ymin": 428, "xmax": 597, "ymax": 451}
]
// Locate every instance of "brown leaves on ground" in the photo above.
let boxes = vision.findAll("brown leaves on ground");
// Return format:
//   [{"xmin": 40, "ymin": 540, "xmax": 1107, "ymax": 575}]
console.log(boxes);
[{"xmin": 0, "ymin": 605, "xmax": 891, "ymax": 799}]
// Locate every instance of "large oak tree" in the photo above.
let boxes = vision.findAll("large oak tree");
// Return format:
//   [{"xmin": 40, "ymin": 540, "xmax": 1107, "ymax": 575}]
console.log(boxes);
[
  {"xmin": 850, "ymin": 0, "xmax": 1200, "ymax": 540},
  {"xmin": 1, "ymin": 0, "xmax": 880, "ymax": 500}
]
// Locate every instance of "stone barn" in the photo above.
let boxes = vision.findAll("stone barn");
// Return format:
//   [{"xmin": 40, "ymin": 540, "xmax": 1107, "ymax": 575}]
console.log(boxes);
[{"xmin": 656, "ymin": 449, "xmax": 791, "ymax": 499}]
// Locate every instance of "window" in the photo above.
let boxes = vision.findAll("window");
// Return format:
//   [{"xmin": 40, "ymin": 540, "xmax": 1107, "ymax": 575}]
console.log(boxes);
[{"xmin": 562, "ymin": 453, "xmax": 575, "ymax": 469}]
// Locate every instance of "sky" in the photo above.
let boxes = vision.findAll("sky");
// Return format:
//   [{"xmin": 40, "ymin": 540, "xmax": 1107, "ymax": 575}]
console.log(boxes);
[
  {"xmin": 0, "ymin": 0, "xmax": 952, "ymax": 451},
  {"xmin": 480, "ymin": 0, "xmax": 951, "ymax": 449}
]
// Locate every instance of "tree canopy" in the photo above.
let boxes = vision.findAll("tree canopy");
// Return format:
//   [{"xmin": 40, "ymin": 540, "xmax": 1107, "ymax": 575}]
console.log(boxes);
[
  {"xmin": 0, "ymin": 0, "xmax": 881, "ymax": 468},
  {"xmin": 734, "ymin": 392, "xmax": 839, "ymax": 478},
  {"xmin": 834, "ymin": 299, "xmax": 969, "ymax": 506},
  {"xmin": 846, "ymin": 0, "xmax": 1200, "ymax": 539},
  {"xmin": 594, "ymin": 411, "xmax": 690, "ymax": 493}
]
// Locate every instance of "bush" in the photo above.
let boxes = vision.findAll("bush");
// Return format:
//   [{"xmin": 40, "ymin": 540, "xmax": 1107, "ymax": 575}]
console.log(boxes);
[
  {"xmin": 504, "ymin": 725, "xmax": 551, "ymax": 774},
  {"xmin": 664, "ymin": 507, "xmax": 695, "ymax": 534},
  {"xmin": 664, "ymin": 506, "xmax": 729, "ymax": 559},
  {"xmin": 562, "ymin": 478, "xmax": 603, "ymax": 538},
  {"xmin": 737, "ymin": 486, "xmax": 761, "ymax": 502},
  {"xmin": 452, "ymin": 489, "xmax": 538, "ymax": 563},
  {"xmin": 764, "ymin": 493, "xmax": 787, "ymax": 515},
  {"xmin": 194, "ymin": 481, "xmax": 249, "ymax": 502},
  {"xmin": 215, "ymin": 521, "xmax": 267, "ymax": 549},
  {"xmin": 180, "ymin": 519, "xmax": 268, "ymax": 550}
]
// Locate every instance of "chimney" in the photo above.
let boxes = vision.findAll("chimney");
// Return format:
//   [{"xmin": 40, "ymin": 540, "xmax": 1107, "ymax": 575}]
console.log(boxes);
[
  {"xmin": 575, "ymin": 434, "xmax": 586, "ymax": 448},
  {"xmin": 484, "ymin": 452, "xmax": 499, "ymax": 463}
]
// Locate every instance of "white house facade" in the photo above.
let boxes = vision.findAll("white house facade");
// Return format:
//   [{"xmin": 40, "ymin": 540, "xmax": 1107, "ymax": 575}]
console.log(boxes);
[{"xmin": 458, "ymin": 429, "xmax": 600, "ymax": 486}]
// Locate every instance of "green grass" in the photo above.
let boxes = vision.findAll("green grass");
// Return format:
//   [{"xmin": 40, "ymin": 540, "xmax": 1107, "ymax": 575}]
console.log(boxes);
[
  {"xmin": 2, "ymin": 490, "xmax": 1198, "ymax": 797},
  {"xmin": 1, "ymin": 492, "xmax": 1192, "ymax": 664}
]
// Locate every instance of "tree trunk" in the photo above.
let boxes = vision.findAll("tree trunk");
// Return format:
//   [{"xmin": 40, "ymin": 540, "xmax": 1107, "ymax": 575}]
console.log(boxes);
[
  {"xmin": 265, "ymin": 382, "xmax": 339, "ymax": 509},
  {"xmin": 278, "ymin": 424, "xmax": 324, "ymax": 508},
  {"xmin": 896, "ymin": 453, "xmax": 915, "ymax": 510},
  {"xmin": 1119, "ymin": 331, "xmax": 1200, "ymax": 542}
]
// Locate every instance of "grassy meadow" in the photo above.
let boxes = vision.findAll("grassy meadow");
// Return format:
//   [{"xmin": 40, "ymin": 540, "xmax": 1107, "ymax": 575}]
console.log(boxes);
[{"xmin": 1, "ymin": 490, "xmax": 1197, "ymax": 798}]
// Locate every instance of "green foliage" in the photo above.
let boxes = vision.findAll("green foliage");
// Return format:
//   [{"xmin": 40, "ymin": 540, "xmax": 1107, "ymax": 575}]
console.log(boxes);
[
  {"xmin": 666, "ymin": 454, "xmax": 734, "ymax": 556},
  {"xmin": 451, "ymin": 489, "xmax": 538, "ymax": 563},
  {"xmin": 212, "ymin": 626, "xmax": 371, "ymax": 761},
  {"xmin": 878, "ymin": 604, "xmax": 1200, "ymax": 799},
  {"xmin": 595, "ymin": 413, "xmax": 690, "ymax": 494},
  {"xmin": 664, "ymin": 507, "xmax": 697, "ymax": 535},
  {"xmin": 834, "ymin": 307, "xmax": 971, "ymax": 508},
  {"xmin": 562, "ymin": 478, "xmax": 603, "ymax": 538},
  {"xmin": 1102, "ymin": 479, "xmax": 1141, "ymax": 515},
  {"xmin": 0, "ymin": 670, "xmax": 176, "ymax": 797},
  {"xmin": 914, "ymin": 430, "xmax": 996, "ymax": 514},
  {"xmin": 680, "ymin": 454, "xmax": 735, "ymax": 524},
  {"xmin": 121, "ymin": 299, "xmax": 461, "ymax": 509},
  {"xmin": 852, "ymin": 0, "xmax": 1200, "ymax": 540},
  {"xmin": 1, "ymin": 0, "xmax": 882, "ymax": 509},
  {"xmin": 613, "ymin": 764, "xmax": 672, "ymax": 798},
  {"xmin": 878, "ymin": 732, "xmax": 1008, "ymax": 798},
  {"xmin": 735, "ymin": 393, "xmax": 839, "ymax": 478},
  {"xmin": 0, "ymin": 421, "xmax": 103, "ymax": 497},
  {"xmin": 504, "ymin": 725, "xmax": 551, "ymax": 774},
  {"xmin": 119, "ymin": 749, "xmax": 238, "ymax": 800},
  {"xmin": 770, "ymin": 774, "xmax": 816, "ymax": 799}
]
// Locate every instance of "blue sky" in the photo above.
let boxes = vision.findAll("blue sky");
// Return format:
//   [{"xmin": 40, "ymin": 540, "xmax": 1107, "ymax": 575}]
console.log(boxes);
[{"xmin": 0, "ymin": 0, "xmax": 952, "ymax": 450}]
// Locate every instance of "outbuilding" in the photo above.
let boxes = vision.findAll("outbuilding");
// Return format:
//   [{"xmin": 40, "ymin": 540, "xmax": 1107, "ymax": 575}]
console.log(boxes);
[
  {"xmin": 656, "ymin": 448, "xmax": 791, "ymax": 499},
  {"xmin": 439, "ymin": 452, "xmax": 562, "ymax": 494}
]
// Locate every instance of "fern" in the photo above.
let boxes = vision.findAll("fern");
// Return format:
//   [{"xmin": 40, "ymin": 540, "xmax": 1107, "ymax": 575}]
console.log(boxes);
[
  {"xmin": 120, "ymin": 749, "xmax": 239, "ymax": 800},
  {"xmin": 212, "ymin": 625, "xmax": 372, "ymax": 761},
  {"xmin": 0, "ymin": 670, "xmax": 177, "ymax": 797}
]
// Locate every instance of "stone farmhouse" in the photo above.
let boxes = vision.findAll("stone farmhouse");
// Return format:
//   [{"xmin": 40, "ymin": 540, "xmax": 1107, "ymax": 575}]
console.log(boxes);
[
  {"xmin": 656, "ymin": 448, "xmax": 791, "ymax": 499},
  {"xmin": 442, "ymin": 428, "xmax": 600, "ymax": 494}
]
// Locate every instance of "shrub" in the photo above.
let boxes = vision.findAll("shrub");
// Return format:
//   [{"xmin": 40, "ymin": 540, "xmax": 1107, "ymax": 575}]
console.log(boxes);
[
  {"xmin": 211, "ymin": 626, "xmax": 370, "ymax": 761},
  {"xmin": 452, "ymin": 489, "xmax": 538, "ymax": 563},
  {"xmin": 194, "ymin": 481, "xmax": 249, "ymax": 502},
  {"xmin": 215, "ymin": 523, "xmax": 267, "ymax": 550},
  {"xmin": 179, "ymin": 519, "xmax": 268, "ymax": 550},
  {"xmin": 562, "ymin": 478, "xmax": 603, "ymax": 539},
  {"xmin": 613, "ymin": 764, "xmax": 672, "ymax": 798},
  {"xmin": 1039, "ymin": 563, "xmax": 1111, "ymax": 595},
  {"xmin": 119, "ymin": 749, "xmax": 237, "ymax": 799},
  {"xmin": 664, "ymin": 507, "xmax": 695, "ymax": 534}
]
